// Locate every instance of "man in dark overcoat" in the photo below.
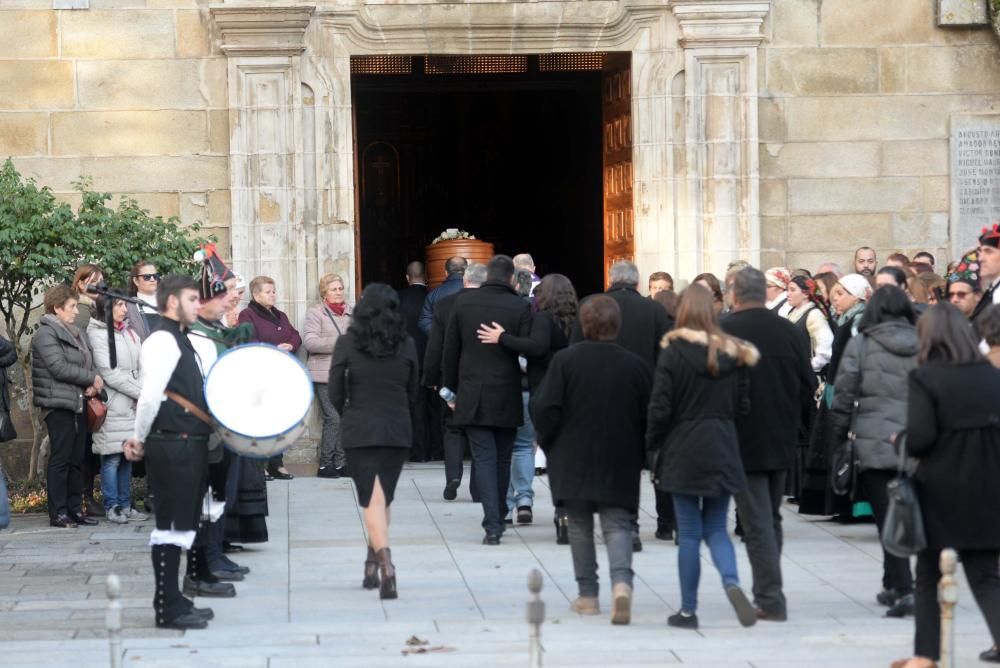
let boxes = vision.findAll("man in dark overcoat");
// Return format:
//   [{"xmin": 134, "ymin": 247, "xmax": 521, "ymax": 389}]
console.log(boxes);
[
  {"xmin": 397, "ymin": 261, "xmax": 432, "ymax": 460},
  {"xmin": 721, "ymin": 267, "xmax": 817, "ymax": 622},
  {"xmin": 442, "ymin": 255, "xmax": 531, "ymax": 544}
]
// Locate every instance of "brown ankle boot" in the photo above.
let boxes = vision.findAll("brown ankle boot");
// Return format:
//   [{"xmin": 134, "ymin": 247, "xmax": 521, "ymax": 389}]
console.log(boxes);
[
  {"xmin": 363, "ymin": 545, "xmax": 380, "ymax": 590},
  {"xmin": 376, "ymin": 547, "xmax": 397, "ymax": 600}
]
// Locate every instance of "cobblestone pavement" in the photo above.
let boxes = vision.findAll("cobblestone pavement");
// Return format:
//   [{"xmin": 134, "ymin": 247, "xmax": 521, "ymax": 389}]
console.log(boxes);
[{"xmin": 0, "ymin": 464, "xmax": 991, "ymax": 667}]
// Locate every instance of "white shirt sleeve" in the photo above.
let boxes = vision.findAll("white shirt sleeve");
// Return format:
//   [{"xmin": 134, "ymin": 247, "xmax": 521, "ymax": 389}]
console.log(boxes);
[
  {"xmin": 132, "ymin": 331, "xmax": 181, "ymax": 443},
  {"xmin": 807, "ymin": 309, "xmax": 834, "ymax": 373}
]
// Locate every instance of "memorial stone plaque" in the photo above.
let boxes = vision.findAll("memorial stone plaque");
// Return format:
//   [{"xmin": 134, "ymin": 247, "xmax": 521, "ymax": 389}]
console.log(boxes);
[{"xmin": 951, "ymin": 114, "xmax": 1000, "ymax": 254}]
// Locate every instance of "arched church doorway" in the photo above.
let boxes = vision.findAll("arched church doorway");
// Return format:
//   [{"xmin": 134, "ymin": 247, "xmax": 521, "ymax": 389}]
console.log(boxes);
[{"xmin": 352, "ymin": 52, "xmax": 632, "ymax": 297}]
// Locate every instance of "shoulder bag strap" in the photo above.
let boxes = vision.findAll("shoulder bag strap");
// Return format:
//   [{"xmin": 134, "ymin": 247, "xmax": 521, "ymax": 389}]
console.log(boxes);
[
  {"xmin": 323, "ymin": 307, "xmax": 345, "ymax": 336},
  {"xmin": 847, "ymin": 334, "xmax": 868, "ymax": 440},
  {"xmin": 164, "ymin": 390, "xmax": 216, "ymax": 428}
]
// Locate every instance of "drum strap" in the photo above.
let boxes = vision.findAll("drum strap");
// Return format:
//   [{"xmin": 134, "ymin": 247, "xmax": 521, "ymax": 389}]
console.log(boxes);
[{"xmin": 164, "ymin": 391, "xmax": 217, "ymax": 428}]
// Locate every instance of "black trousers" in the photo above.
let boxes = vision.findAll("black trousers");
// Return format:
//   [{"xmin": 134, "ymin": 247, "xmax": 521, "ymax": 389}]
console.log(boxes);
[
  {"xmin": 408, "ymin": 386, "xmax": 431, "ymax": 461},
  {"xmin": 915, "ymin": 548, "xmax": 1000, "ymax": 659},
  {"xmin": 45, "ymin": 409, "xmax": 86, "ymax": 519},
  {"xmin": 466, "ymin": 426, "xmax": 515, "ymax": 536},
  {"xmin": 654, "ymin": 485, "xmax": 675, "ymax": 532},
  {"xmin": 857, "ymin": 469, "xmax": 914, "ymax": 594},
  {"xmin": 443, "ymin": 405, "xmax": 469, "ymax": 485}
]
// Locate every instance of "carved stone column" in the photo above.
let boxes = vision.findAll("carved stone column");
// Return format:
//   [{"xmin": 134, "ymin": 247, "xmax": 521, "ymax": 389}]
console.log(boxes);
[
  {"xmin": 671, "ymin": 0, "xmax": 769, "ymax": 279},
  {"xmin": 211, "ymin": 4, "xmax": 316, "ymax": 323}
]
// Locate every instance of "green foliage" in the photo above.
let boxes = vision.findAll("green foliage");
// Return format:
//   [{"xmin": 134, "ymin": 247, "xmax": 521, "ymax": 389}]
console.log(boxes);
[
  {"xmin": 0, "ymin": 159, "xmax": 81, "ymax": 349},
  {"xmin": 72, "ymin": 180, "xmax": 213, "ymax": 290}
]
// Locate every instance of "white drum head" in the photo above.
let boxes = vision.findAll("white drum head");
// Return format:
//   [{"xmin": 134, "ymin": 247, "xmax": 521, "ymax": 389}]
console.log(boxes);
[{"xmin": 204, "ymin": 344, "xmax": 313, "ymax": 441}]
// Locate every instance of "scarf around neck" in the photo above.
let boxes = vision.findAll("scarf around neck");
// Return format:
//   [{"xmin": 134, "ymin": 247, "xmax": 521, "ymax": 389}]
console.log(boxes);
[
  {"xmin": 836, "ymin": 301, "xmax": 865, "ymax": 328},
  {"xmin": 326, "ymin": 301, "xmax": 347, "ymax": 316}
]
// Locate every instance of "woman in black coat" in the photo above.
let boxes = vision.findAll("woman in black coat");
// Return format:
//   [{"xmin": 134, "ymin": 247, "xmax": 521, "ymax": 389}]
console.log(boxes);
[
  {"xmin": 646, "ymin": 285, "xmax": 759, "ymax": 631},
  {"xmin": 0, "ymin": 334, "xmax": 16, "ymax": 443},
  {"xmin": 891, "ymin": 304, "xmax": 1000, "ymax": 668},
  {"xmin": 531, "ymin": 295, "xmax": 651, "ymax": 625},
  {"xmin": 328, "ymin": 283, "xmax": 419, "ymax": 601}
]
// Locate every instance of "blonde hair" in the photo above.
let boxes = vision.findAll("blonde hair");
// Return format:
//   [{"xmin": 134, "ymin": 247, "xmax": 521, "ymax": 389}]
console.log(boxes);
[
  {"xmin": 249, "ymin": 275, "xmax": 275, "ymax": 296},
  {"xmin": 318, "ymin": 273, "xmax": 345, "ymax": 299}
]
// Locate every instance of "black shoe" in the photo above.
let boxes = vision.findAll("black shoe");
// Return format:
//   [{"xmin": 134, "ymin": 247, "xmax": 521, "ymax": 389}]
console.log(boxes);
[
  {"xmin": 223, "ymin": 542, "xmax": 244, "ymax": 554},
  {"xmin": 885, "ymin": 593, "xmax": 915, "ymax": 618},
  {"xmin": 376, "ymin": 547, "xmax": 397, "ymax": 600},
  {"xmin": 517, "ymin": 506, "xmax": 533, "ymax": 524},
  {"xmin": 49, "ymin": 514, "xmax": 78, "ymax": 528},
  {"xmin": 317, "ymin": 466, "xmax": 338, "ymax": 479},
  {"xmin": 876, "ymin": 588, "xmax": 900, "ymax": 607},
  {"xmin": 534, "ymin": 467, "xmax": 546, "ymax": 476},
  {"xmin": 632, "ymin": 534, "xmax": 643, "ymax": 553},
  {"xmin": 211, "ymin": 569, "xmax": 245, "ymax": 582},
  {"xmin": 219, "ymin": 556, "xmax": 249, "ymax": 574},
  {"xmin": 157, "ymin": 610, "xmax": 208, "ymax": 630},
  {"xmin": 264, "ymin": 471, "xmax": 274, "ymax": 482},
  {"xmin": 68, "ymin": 512, "xmax": 98, "ymax": 526},
  {"xmin": 755, "ymin": 607, "xmax": 788, "ymax": 622},
  {"xmin": 269, "ymin": 468, "xmax": 294, "ymax": 480},
  {"xmin": 363, "ymin": 545, "xmax": 380, "ymax": 590},
  {"xmin": 667, "ymin": 611, "xmax": 699, "ymax": 630},
  {"xmin": 183, "ymin": 575, "xmax": 237, "ymax": 598},
  {"xmin": 336, "ymin": 466, "xmax": 349, "ymax": 478},
  {"xmin": 443, "ymin": 479, "xmax": 460, "ymax": 501},
  {"xmin": 555, "ymin": 516, "xmax": 569, "ymax": 545},
  {"xmin": 180, "ymin": 597, "xmax": 215, "ymax": 620},
  {"xmin": 655, "ymin": 529, "xmax": 674, "ymax": 541},
  {"xmin": 980, "ymin": 646, "xmax": 1000, "ymax": 663},
  {"xmin": 504, "ymin": 517, "xmax": 514, "ymax": 525},
  {"xmin": 726, "ymin": 585, "xmax": 757, "ymax": 627},
  {"xmin": 483, "ymin": 534, "xmax": 501, "ymax": 546}
]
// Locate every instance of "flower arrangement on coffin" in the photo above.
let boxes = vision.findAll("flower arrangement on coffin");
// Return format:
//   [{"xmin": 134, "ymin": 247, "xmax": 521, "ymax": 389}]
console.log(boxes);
[{"xmin": 431, "ymin": 228, "xmax": 477, "ymax": 244}]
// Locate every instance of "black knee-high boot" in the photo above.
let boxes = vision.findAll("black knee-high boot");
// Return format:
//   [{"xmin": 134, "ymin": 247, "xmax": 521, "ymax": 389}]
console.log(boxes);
[
  {"xmin": 152, "ymin": 545, "xmax": 207, "ymax": 629},
  {"xmin": 183, "ymin": 542, "xmax": 237, "ymax": 598}
]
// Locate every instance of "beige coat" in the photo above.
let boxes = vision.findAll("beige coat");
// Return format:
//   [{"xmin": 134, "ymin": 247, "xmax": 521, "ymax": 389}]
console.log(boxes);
[{"xmin": 302, "ymin": 303, "xmax": 352, "ymax": 383}]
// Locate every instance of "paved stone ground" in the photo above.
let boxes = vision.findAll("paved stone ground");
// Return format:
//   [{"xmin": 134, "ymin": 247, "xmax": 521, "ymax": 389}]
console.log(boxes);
[{"xmin": 0, "ymin": 464, "xmax": 993, "ymax": 667}]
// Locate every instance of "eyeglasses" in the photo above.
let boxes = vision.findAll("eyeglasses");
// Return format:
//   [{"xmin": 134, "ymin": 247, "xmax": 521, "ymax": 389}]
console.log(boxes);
[{"xmin": 139, "ymin": 273, "xmax": 160, "ymax": 282}]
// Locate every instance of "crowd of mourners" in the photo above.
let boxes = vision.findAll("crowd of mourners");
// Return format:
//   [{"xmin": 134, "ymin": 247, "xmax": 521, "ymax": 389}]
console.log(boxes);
[{"xmin": 3, "ymin": 232, "xmax": 1000, "ymax": 668}]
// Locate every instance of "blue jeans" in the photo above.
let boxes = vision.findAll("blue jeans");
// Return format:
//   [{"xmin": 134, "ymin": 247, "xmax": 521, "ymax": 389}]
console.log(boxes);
[
  {"xmin": 101, "ymin": 454, "xmax": 132, "ymax": 512},
  {"xmin": 507, "ymin": 391, "xmax": 535, "ymax": 514},
  {"xmin": 672, "ymin": 493, "xmax": 740, "ymax": 613}
]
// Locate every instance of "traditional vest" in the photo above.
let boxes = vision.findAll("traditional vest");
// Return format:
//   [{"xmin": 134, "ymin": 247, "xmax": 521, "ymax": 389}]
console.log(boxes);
[{"xmin": 150, "ymin": 318, "xmax": 212, "ymax": 436}]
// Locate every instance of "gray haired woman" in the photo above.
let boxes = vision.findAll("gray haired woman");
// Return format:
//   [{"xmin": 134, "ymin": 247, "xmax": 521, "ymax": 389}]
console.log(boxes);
[{"xmin": 303, "ymin": 273, "xmax": 353, "ymax": 478}]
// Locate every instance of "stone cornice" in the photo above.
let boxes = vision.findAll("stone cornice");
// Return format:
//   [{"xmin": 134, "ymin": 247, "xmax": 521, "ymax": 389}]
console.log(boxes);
[
  {"xmin": 317, "ymin": 1, "xmax": 666, "ymax": 53},
  {"xmin": 210, "ymin": 4, "xmax": 316, "ymax": 56},
  {"xmin": 671, "ymin": 0, "xmax": 769, "ymax": 48}
]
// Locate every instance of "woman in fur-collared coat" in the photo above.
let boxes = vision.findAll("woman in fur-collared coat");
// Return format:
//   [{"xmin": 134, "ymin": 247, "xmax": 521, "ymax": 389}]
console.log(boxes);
[{"xmin": 646, "ymin": 285, "xmax": 759, "ymax": 632}]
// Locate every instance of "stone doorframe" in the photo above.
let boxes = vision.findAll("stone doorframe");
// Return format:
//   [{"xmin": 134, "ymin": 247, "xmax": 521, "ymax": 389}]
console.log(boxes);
[{"xmin": 211, "ymin": 0, "xmax": 770, "ymax": 320}]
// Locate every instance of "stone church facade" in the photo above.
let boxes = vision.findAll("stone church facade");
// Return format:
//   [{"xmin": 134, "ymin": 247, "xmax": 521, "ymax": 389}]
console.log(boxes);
[{"xmin": 2, "ymin": 0, "xmax": 999, "ymax": 321}]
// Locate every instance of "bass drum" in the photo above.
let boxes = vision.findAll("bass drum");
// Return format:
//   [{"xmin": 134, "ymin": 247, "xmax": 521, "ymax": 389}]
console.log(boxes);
[{"xmin": 204, "ymin": 343, "xmax": 313, "ymax": 459}]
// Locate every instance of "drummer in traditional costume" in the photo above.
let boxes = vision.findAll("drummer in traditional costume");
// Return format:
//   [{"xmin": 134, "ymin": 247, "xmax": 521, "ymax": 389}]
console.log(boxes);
[
  {"xmin": 186, "ymin": 246, "xmax": 253, "ymax": 583},
  {"xmin": 124, "ymin": 274, "xmax": 220, "ymax": 630}
]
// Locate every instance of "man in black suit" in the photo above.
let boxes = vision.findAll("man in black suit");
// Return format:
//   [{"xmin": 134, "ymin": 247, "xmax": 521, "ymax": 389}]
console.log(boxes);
[
  {"xmin": 418, "ymin": 256, "xmax": 467, "ymax": 335},
  {"xmin": 442, "ymin": 256, "xmax": 531, "ymax": 544},
  {"xmin": 397, "ymin": 261, "xmax": 432, "ymax": 461},
  {"xmin": 423, "ymin": 263, "xmax": 486, "ymax": 500},
  {"xmin": 721, "ymin": 267, "xmax": 817, "ymax": 622},
  {"xmin": 571, "ymin": 260, "xmax": 672, "ymax": 549}
]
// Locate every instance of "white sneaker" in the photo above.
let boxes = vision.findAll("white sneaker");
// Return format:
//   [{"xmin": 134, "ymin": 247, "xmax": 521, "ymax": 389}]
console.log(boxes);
[
  {"xmin": 125, "ymin": 506, "xmax": 149, "ymax": 522},
  {"xmin": 106, "ymin": 506, "xmax": 128, "ymax": 524}
]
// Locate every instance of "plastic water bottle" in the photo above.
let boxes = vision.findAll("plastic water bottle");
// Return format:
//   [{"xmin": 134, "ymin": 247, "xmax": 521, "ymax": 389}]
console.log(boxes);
[{"xmin": 439, "ymin": 387, "xmax": 456, "ymax": 403}]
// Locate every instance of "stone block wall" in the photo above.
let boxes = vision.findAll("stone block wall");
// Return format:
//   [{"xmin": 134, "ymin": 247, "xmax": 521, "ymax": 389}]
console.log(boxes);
[
  {"xmin": 0, "ymin": 2, "xmax": 230, "ymax": 255},
  {"xmin": 759, "ymin": 0, "xmax": 1000, "ymax": 272}
]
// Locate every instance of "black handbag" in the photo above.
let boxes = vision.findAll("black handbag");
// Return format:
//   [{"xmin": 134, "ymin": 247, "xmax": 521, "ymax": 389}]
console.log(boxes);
[
  {"xmin": 882, "ymin": 433, "xmax": 927, "ymax": 558},
  {"xmin": 831, "ymin": 335, "xmax": 867, "ymax": 497}
]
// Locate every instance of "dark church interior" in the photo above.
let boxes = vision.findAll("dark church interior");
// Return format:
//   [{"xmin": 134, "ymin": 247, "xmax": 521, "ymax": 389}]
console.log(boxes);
[{"xmin": 353, "ymin": 56, "xmax": 606, "ymax": 297}]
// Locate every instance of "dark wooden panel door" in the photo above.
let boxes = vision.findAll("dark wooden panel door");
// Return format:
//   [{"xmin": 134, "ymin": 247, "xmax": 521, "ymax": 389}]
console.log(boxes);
[{"xmin": 601, "ymin": 53, "xmax": 634, "ymax": 287}]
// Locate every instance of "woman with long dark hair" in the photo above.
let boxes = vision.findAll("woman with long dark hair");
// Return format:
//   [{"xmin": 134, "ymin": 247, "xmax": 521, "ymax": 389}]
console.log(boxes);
[
  {"xmin": 891, "ymin": 304, "xmax": 1000, "ymax": 668},
  {"xmin": 831, "ymin": 285, "xmax": 918, "ymax": 618},
  {"xmin": 647, "ymin": 284, "xmax": 759, "ymax": 630},
  {"xmin": 126, "ymin": 259, "xmax": 160, "ymax": 340},
  {"xmin": 328, "ymin": 283, "xmax": 419, "ymax": 600},
  {"xmin": 477, "ymin": 273, "xmax": 579, "ymax": 531}
]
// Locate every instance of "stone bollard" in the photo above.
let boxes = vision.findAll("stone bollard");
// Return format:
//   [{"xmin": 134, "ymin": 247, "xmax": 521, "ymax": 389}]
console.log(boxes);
[
  {"xmin": 527, "ymin": 569, "xmax": 545, "ymax": 668},
  {"xmin": 106, "ymin": 574, "xmax": 123, "ymax": 668},
  {"xmin": 938, "ymin": 548, "xmax": 959, "ymax": 668}
]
